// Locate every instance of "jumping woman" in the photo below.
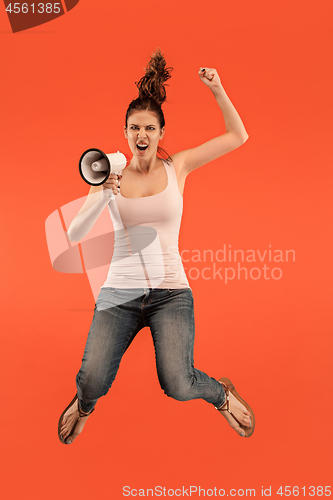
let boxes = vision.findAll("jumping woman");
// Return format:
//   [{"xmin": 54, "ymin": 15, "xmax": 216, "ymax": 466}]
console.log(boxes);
[{"xmin": 58, "ymin": 49, "xmax": 255, "ymax": 444}]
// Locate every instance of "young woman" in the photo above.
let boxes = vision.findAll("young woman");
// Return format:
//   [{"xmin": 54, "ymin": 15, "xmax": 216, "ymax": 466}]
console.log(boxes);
[{"xmin": 58, "ymin": 49, "xmax": 255, "ymax": 444}]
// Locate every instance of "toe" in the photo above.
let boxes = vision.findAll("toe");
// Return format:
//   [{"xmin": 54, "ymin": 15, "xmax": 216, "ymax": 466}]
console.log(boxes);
[
  {"xmin": 236, "ymin": 426, "xmax": 246, "ymax": 437},
  {"xmin": 242, "ymin": 415, "xmax": 251, "ymax": 427},
  {"xmin": 60, "ymin": 427, "xmax": 69, "ymax": 439},
  {"xmin": 225, "ymin": 413, "xmax": 246, "ymax": 437},
  {"xmin": 66, "ymin": 425, "xmax": 81, "ymax": 444}
]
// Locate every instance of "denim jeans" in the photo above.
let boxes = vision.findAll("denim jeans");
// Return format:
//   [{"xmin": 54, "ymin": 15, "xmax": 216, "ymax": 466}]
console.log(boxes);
[{"xmin": 76, "ymin": 287, "xmax": 226, "ymax": 413}]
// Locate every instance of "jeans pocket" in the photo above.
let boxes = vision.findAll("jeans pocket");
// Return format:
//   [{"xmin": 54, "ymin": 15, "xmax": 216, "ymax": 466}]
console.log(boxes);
[
  {"xmin": 166, "ymin": 288, "xmax": 193, "ymax": 303},
  {"xmin": 96, "ymin": 288, "xmax": 118, "ymax": 310}
]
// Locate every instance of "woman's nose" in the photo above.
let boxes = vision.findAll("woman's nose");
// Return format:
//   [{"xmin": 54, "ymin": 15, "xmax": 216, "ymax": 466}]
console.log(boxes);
[{"xmin": 138, "ymin": 128, "xmax": 147, "ymax": 139}]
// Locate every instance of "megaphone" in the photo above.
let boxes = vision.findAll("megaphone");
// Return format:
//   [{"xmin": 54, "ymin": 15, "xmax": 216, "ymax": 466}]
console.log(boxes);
[{"xmin": 79, "ymin": 148, "xmax": 129, "ymax": 186}]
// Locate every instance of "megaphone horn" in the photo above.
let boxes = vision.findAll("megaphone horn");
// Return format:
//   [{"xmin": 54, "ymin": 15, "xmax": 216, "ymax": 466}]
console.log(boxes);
[{"xmin": 79, "ymin": 148, "xmax": 129, "ymax": 186}]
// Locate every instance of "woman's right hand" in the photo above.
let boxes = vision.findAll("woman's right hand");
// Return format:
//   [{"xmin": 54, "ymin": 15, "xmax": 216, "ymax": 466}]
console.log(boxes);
[{"xmin": 102, "ymin": 173, "xmax": 122, "ymax": 196}]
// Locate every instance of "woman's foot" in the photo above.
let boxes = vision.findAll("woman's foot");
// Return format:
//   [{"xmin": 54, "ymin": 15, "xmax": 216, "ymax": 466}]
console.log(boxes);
[
  {"xmin": 217, "ymin": 379, "xmax": 254, "ymax": 437},
  {"xmin": 58, "ymin": 396, "xmax": 94, "ymax": 444}
]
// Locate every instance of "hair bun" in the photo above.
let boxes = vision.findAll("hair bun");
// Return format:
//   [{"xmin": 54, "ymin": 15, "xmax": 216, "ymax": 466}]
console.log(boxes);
[{"xmin": 135, "ymin": 48, "xmax": 173, "ymax": 105}]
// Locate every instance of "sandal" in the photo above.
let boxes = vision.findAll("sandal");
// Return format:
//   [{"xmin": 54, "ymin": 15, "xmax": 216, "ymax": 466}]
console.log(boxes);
[
  {"xmin": 58, "ymin": 394, "xmax": 95, "ymax": 444},
  {"xmin": 215, "ymin": 377, "xmax": 255, "ymax": 438}
]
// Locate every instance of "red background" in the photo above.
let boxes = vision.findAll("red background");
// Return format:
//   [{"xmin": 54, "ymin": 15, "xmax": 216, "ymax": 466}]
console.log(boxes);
[{"xmin": 0, "ymin": 0, "xmax": 332, "ymax": 498}]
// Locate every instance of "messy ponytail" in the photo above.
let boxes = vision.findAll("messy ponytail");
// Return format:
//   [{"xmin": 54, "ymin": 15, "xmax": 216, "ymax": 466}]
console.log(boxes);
[
  {"xmin": 125, "ymin": 48, "xmax": 173, "ymax": 134},
  {"xmin": 135, "ymin": 48, "xmax": 173, "ymax": 106}
]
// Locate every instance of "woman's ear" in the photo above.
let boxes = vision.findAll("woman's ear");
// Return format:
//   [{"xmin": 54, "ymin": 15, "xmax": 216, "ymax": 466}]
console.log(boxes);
[
  {"xmin": 124, "ymin": 126, "xmax": 128, "ymax": 139},
  {"xmin": 160, "ymin": 127, "xmax": 165, "ymax": 140}
]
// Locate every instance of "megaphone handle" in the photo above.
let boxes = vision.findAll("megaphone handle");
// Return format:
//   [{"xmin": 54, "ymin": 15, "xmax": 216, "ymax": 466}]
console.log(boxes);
[{"xmin": 102, "ymin": 180, "xmax": 124, "ymax": 230}]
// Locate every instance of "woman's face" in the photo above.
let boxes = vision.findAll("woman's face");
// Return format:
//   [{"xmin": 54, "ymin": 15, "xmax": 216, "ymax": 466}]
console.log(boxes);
[{"xmin": 124, "ymin": 110, "xmax": 165, "ymax": 160}]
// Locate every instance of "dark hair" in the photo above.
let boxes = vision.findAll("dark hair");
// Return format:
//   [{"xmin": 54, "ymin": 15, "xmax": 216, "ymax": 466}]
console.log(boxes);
[{"xmin": 125, "ymin": 49, "xmax": 173, "ymax": 161}]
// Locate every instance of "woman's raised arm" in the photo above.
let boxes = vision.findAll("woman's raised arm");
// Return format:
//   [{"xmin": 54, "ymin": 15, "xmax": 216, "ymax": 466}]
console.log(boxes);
[{"xmin": 171, "ymin": 67, "xmax": 249, "ymax": 175}]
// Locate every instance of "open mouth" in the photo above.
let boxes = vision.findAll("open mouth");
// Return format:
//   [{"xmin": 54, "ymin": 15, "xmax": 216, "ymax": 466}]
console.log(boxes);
[{"xmin": 136, "ymin": 143, "xmax": 148, "ymax": 152}]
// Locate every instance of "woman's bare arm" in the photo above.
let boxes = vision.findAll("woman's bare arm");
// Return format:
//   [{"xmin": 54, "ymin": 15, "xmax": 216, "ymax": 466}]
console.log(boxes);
[{"xmin": 171, "ymin": 67, "xmax": 249, "ymax": 175}]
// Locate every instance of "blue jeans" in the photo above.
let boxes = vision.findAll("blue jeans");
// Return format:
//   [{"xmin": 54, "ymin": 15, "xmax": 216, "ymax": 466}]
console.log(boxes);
[{"xmin": 76, "ymin": 287, "xmax": 226, "ymax": 413}]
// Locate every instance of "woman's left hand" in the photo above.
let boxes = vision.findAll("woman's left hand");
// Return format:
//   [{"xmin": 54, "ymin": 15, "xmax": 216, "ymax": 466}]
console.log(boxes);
[{"xmin": 198, "ymin": 67, "xmax": 222, "ymax": 90}]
